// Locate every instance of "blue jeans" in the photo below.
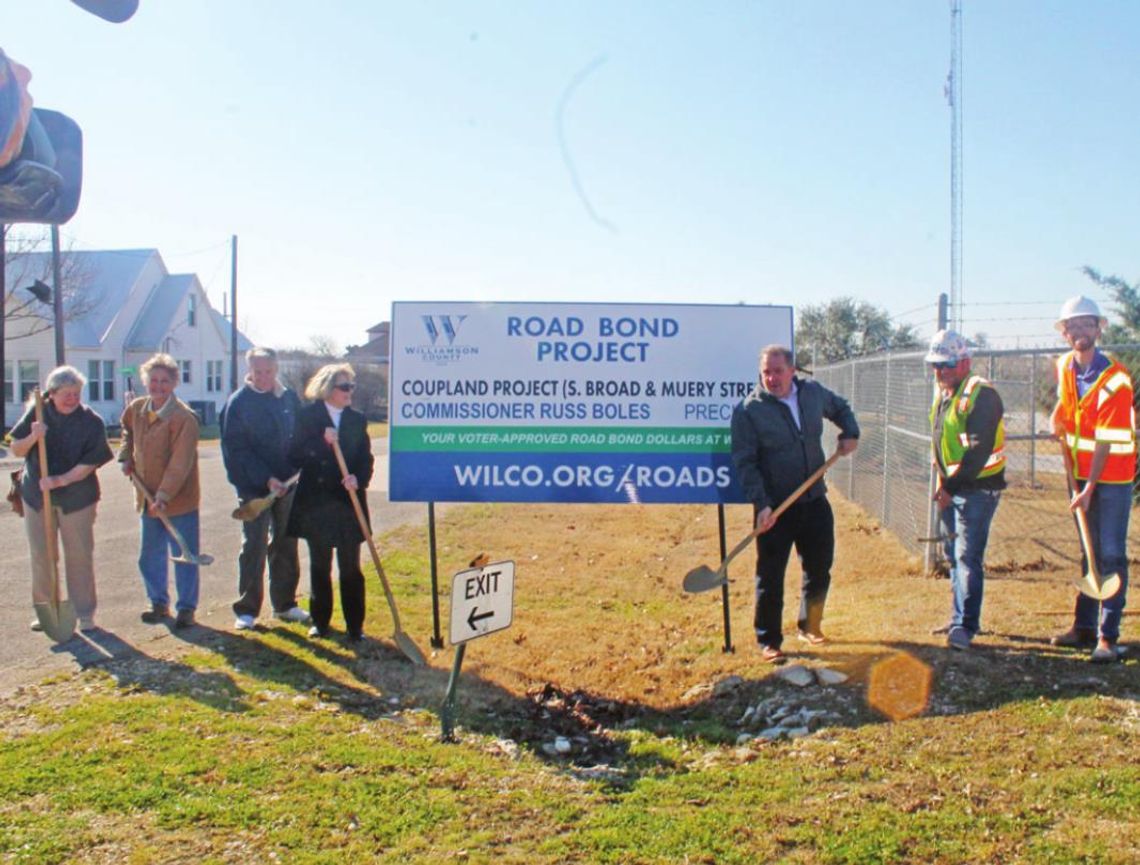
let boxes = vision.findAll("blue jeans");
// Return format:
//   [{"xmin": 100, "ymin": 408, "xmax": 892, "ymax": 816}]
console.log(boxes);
[
  {"xmin": 939, "ymin": 489, "xmax": 1001, "ymax": 635},
  {"xmin": 1073, "ymin": 481, "xmax": 1131, "ymax": 642},
  {"xmin": 139, "ymin": 510, "xmax": 200, "ymax": 612}
]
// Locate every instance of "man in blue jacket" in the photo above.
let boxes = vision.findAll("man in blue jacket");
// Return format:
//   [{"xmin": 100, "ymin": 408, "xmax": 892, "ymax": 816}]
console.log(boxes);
[
  {"xmin": 221, "ymin": 347, "xmax": 308, "ymax": 630},
  {"xmin": 731, "ymin": 345, "xmax": 859, "ymax": 663}
]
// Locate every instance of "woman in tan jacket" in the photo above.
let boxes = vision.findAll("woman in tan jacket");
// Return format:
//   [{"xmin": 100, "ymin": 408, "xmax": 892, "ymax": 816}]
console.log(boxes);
[{"xmin": 119, "ymin": 353, "xmax": 201, "ymax": 628}]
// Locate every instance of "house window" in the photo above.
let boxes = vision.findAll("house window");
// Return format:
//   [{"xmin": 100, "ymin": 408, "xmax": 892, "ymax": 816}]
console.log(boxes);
[
  {"xmin": 3, "ymin": 360, "xmax": 11, "ymax": 405},
  {"xmin": 18, "ymin": 360, "xmax": 39, "ymax": 402},
  {"xmin": 206, "ymin": 360, "xmax": 223, "ymax": 393},
  {"xmin": 180, "ymin": 360, "xmax": 192, "ymax": 385},
  {"xmin": 187, "ymin": 293, "xmax": 197, "ymax": 327},
  {"xmin": 87, "ymin": 360, "xmax": 116, "ymax": 402}
]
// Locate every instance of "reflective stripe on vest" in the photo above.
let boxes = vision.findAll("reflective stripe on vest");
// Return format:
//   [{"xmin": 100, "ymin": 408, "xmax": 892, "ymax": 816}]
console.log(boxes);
[
  {"xmin": 931, "ymin": 374, "xmax": 1006, "ymax": 479},
  {"xmin": 1056, "ymin": 351, "xmax": 1137, "ymax": 483}
]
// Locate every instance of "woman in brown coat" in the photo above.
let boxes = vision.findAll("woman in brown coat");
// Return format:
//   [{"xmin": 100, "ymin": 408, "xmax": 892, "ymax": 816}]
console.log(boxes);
[{"xmin": 119, "ymin": 353, "xmax": 201, "ymax": 628}]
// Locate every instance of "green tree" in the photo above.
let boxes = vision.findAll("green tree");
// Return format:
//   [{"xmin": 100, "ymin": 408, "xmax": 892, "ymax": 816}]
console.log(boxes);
[
  {"xmin": 796, "ymin": 296, "xmax": 919, "ymax": 366},
  {"xmin": 1081, "ymin": 266, "xmax": 1140, "ymax": 343}
]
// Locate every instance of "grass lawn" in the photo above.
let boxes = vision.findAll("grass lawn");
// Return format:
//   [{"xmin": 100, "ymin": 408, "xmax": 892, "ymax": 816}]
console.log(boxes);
[{"xmin": 1, "ymin": 497, "xmax": 1137, "ymax": 864}]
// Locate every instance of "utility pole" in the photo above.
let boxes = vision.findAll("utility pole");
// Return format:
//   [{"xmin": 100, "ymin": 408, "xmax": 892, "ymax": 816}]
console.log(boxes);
[
  {"xmin": 229, "ymin": 234, "xmax": 238, "ymax": 391},
  {"xmin": 947, "ymin": 0, "xmax": 964, "ymax": 332},
  {"xmin": 50, "ymin": 225, "xmax": 65, "ymax": 365}
]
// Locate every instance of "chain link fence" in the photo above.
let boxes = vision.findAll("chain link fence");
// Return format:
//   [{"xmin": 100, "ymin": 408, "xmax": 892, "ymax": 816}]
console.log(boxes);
[{"xmin": 814, "ymin": 345, "xmax": 1140, "ymax": 572}]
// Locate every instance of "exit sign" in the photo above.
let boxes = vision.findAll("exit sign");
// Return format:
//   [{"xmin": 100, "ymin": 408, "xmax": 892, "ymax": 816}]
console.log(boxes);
[{"xmin": 449, "ymin": 560, "xmax": 515, "ymax": 645}]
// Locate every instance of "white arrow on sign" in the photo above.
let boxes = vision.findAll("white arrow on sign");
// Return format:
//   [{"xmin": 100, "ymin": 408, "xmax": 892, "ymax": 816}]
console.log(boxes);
[{"xmin": 449, "ymin": 560, "xmax": 515, "ymax": 646}]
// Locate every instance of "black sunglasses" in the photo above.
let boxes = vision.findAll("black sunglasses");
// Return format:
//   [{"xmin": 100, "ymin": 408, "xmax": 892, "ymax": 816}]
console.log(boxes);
[
  {"xmin": 929, "ymin": 360, "xmax": 958, "ymax": 371},
  {"xmin": 333, "ymin": 382, "xmax": 356, "ymax": 392}
]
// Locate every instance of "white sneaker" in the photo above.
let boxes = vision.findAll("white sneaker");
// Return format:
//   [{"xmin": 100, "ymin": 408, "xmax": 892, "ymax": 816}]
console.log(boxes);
[
  {"xmin": 234, "ymin": 614, "xmax": 256, "ymax": 630},
  {"xmin": 274, "ymin": 606, "xmax": 312, "ymax": 624},
  {"xmin": 29, "ymin": 619, "xmax": 43, "ymax": 632}
]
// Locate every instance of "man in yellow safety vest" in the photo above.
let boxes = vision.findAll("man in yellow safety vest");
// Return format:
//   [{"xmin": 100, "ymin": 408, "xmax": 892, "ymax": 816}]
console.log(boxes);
[
  {"xmin": 1050, "ymin": 296, "xmax": 1133, "ymax": 663},
  {"xmin": 927, "ymin": 329, "xmax": 1006, "ymax": 651}
]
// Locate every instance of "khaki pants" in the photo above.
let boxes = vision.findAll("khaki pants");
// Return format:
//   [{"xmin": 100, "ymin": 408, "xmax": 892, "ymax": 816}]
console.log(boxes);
[{"xmin": 24, "ymin": 502, "xmax": 98, "ymax": 620}]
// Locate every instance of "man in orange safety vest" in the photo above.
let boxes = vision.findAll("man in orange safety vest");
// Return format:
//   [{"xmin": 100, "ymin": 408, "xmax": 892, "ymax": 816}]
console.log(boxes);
[{"xmin": 1050, "ymin": 296, "xmax": 1133, "ymax": 663}]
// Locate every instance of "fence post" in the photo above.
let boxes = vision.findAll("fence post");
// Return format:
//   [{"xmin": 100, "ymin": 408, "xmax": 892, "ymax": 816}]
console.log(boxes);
[
  {"xmin": 1029, "ymin": 351, "xmax": 1038, "ymax": 488},
  {"xmin": 849, "ymin": 360, "xmax": 857, "ymax": 499},
  {"xmin": 881, "ymin": 355, "xmax": 891, "ymax": 523}
]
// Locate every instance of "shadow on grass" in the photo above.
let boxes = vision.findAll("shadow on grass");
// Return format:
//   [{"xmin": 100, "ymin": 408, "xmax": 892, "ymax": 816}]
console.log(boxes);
[
  {"xmin": 53, "ymin": 614, "xmax": 1135, "ymax": 794},
  {"xmin": 52, "ymin": 626, "xmax": 251, "ymax": 712}
]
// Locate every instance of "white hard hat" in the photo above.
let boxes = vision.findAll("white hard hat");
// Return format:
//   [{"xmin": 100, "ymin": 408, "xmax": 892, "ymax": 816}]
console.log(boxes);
[
  {"xmin": 924, "ymin": 329, "xmax": 970, "ymax": 364},
  {"xmin": 1055, "ymin": 295, "xmax": 1107, "ymax": 332}
]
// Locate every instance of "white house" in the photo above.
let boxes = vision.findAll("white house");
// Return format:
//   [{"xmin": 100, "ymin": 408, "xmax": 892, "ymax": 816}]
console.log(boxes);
[{"xmin": 3, "ymin": 248, "xmax": 251, "ymax": 428}]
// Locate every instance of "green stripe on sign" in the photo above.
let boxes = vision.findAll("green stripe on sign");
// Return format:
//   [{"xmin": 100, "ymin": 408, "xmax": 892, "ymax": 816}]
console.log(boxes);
[{"xmin": 392, "ymin": 426, "xmax": 731, "ymax": 453}]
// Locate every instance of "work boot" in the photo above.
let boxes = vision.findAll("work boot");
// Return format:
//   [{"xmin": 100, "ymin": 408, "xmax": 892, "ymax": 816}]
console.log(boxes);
[
  {"xmin": 1050, "ymin": 627, "xmax": 1096, "ymax": 648},
  {"xmin": 174, "ymin": 609, "xmax": 195, "ymax": 630},
  {"xmin": 140, "ymin": 604, "xmax": 170, "ymax": 624}
]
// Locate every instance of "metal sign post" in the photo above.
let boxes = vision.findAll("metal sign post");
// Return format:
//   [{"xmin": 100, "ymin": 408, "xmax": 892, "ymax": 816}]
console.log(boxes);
[{"xmin": 440, "ymin": 560, "xmax": 516, "ymax": 740}]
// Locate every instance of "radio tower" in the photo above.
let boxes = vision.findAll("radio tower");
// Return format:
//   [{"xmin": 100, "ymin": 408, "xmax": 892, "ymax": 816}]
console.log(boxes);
[{"xmin": 947, "ymin": 0, "xmax": 963, "ymax": 331}]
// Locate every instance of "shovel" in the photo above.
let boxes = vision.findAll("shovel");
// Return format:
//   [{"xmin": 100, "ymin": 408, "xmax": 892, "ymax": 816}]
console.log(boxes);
[
  {"xmin": 1059, "ymin": 444, "xmax": 1122, "ymax": 601},
  {"xmin": 128, "ymin": 471, "xmax": 215, "ymax": 566},
  {"xmin": 31, "ymin": 389, "xmax": 78, "ymax": 643},
  {"xmin": 331, "ymin": 438, "xmax": 427, "ymax": 666},
  {"xmin": 231, "ymin": 472, "xmax": 301, "ymax": 521},
  {"xmin": 684, "ymin": 451, "xmax": 842, "ymax": 594}
]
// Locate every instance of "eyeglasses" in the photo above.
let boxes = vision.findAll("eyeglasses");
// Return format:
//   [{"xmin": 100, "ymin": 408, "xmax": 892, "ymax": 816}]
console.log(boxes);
[
  {"xmin": 333, "ymin": 382, "xmax": 356, "ymax": 392},
  {"xmin": 929, "ymin": 360, "xmax": 958, "ymax": 371}
]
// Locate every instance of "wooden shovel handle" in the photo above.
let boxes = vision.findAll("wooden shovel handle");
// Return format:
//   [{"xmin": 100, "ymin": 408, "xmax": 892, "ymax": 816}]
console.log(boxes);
[
  {"xmin": 330, "ymin": 437, "xmax": 404, "ymax": 631},
  {"xmin": 1059, "ymin": 441, "xmax": 1100, "ymax": 579},
  {"xmin": 718, "ymin": 450, "xmax": 843, "ymax": 576},
  {"xmin": 33, "ymin": 389, "xmax": 61, "ymax": 605},
  {"xmin": 128, "ymin": 471, "xmax": 195, "ymax": 558}
]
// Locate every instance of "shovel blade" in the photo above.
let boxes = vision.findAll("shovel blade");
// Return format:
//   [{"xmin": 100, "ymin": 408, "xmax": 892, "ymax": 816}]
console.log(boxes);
[
  {"xmin": 395, "ymin": 630, "xmax": 429, "ymax": 666},
  {"xmin": 171, "ymin": 552, "xmax": 214, "ymax": 566},
  {"xmin": 1076, "ymin": 571, "xmax": 1122, "ymax": 601},
  {"xmin": 232, "ymin": 496, "xmax": 274, "ymax": 521},
  {"xmin": 33, "ymin": 599, "xmax": 77, "ymax": 643},
  {"xmin": 682, "ymin": 564, "xmax": 727, "ymax": 594}
]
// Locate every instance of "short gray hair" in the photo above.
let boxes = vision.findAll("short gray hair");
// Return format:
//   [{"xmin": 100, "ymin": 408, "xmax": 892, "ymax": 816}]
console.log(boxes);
[
  {"xmin": 304, "ymin": 363, "xmax": 355, "ymax": 401},
  {"xmin": 44, "ymin": 365, "xmax": 87, "ymax": 393},
  {"xmin": 141, "ymin": 353, "xmax": 179, "ymax": 381},
  {"xmin": 760, "ymin": 344, "xmax": 794, "ymax": 366},
  {"xmin": 246, "ymin": 346, "xmax": 278, "ymax": 365}
]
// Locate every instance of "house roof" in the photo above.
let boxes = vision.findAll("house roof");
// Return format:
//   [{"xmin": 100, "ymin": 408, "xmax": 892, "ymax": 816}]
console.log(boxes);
[
  {"xmin": 5, "ymin": 246, "xmax": 253, "ymax": 354},
  {"xmin": 209, "ymin": 307, "xmax": 254, "ymax": 352},
  {"xmin": 125, "ymin": 273, "xmax": 195, "ymax": 350},
  {"xmin": 5, "ymin": 248, "xmax": 158, "ymax": 348}
]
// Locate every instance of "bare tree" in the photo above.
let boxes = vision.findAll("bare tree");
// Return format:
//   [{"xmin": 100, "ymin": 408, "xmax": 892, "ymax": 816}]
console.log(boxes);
[{"xmin": 3, "ymin": 227, "xmax": 98, "ymax": 342}]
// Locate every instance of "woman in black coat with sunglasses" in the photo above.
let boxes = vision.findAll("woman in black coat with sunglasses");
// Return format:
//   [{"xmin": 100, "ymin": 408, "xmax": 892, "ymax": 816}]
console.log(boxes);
[{"xmin": 287, "ymin": 363, "xmax": 374, "ymax": 642}]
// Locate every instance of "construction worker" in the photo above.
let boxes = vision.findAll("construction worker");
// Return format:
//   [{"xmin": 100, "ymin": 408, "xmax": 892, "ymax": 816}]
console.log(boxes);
[
  {"xmin": 927, "ymin": 329, "xmax": 1006, "ymax": 651},
  {"xmin": 1050, "ymin": 296, "xmax": 1133, "ymax": 663}
]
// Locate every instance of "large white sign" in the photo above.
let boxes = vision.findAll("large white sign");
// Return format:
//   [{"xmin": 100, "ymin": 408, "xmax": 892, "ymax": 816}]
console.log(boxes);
[
  {"xmin": 389, "ymin": 302, "xmax": 793, "ymax": 503},
  {"xmin": 449, "ymin": 561, "xmax": 516, "ymax": 645}
]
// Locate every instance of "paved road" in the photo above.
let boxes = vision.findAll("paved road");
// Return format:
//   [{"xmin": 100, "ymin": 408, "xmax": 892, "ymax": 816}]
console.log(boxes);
[{"xmin": 0, "ymin": 438, "xmax": 433, "ymax": 695}]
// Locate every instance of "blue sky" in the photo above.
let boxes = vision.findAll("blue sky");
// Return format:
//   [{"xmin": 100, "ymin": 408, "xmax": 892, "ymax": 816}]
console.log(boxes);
[{"xmin": 4, "ymin": 1, "xmax": 1138, "ymax": 350}]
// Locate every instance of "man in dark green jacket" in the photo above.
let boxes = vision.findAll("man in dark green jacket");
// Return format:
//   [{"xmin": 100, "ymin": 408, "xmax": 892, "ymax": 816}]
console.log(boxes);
[{"xmin": 730, "ymin": 345, "xmax": 859, "ymax": 663}]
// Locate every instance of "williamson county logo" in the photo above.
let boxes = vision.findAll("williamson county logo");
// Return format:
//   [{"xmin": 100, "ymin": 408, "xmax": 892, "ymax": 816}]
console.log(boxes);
[{"xmin": 405, "ymin": 313, "xmax": 479, "ymax": 365}]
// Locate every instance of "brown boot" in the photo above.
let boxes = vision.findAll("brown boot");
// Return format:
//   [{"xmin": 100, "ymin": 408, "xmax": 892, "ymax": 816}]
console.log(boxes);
[{"xmin": 1050, "ymin": 627, "xmax": 1095, "ymax": 648}]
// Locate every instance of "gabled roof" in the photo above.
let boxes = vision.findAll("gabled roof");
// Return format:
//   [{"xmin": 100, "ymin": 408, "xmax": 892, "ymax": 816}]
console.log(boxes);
[
  {"xmin": 124, "ymin": 273, "xmax": 195, "ymax": 350},
  {"xmin": 209, "ymin": 307, "xmax": 254, "ymax": 352},
  {"xmin": 5, "ymin": 248, "xmax": 159, "ymax": 348}
]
